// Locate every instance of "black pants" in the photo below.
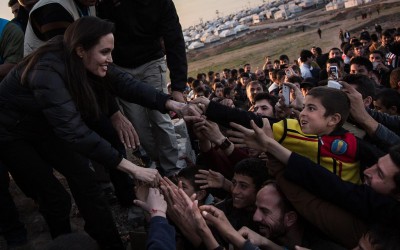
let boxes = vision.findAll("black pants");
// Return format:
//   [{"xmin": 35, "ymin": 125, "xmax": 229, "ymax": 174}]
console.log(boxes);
[
  {"xmin": 0, "ymin": 136, "xmax": 124, "ymax": 250},
  {"xmin": 0, "ymin": 163, "xmax": 27, "ymax": 246}
]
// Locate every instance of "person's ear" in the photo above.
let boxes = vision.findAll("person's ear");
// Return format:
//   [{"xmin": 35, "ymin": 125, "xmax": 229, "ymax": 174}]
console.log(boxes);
[
  {"xmin": 284, "ymin": 211, "xmax": 297, "ymax": 228},
  {"xmin": 328, "ymin": 113, "xmax": 342, "ymax": 127},
  {"xmin": 196, "ymin": 190, "xmax": 207, "ymax": 202},
  {"xmin": 363, "ymin": 96, "xmax": 373, "ymax": 107},
  {"xmin": 75, "ymin": 46, "xmax": 85, "ymax": 59}
]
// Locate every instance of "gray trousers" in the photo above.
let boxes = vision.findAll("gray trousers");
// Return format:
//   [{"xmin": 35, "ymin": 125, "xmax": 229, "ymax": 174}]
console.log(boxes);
[{"xmin": 117, "ymin": 58, "xmax": 179, "ymax": 176}]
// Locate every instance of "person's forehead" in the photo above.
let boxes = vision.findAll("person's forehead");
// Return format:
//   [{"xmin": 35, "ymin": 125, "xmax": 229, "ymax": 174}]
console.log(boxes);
[
  {"xmin": 257, "ymin": 185, "xmax": 281, "ymax": 206},
  {"xmin": 305, "ymin": 95, "xmax": 324, "ymax": 106},
  {"xmin": 255, "ymin": 99, "xmax": 271, "ymax": 106},
  {"xmin": 233, "ymin": 173, "xmax": 255, "ymax": 185},
  {"xmin": 380, "ymin": 154, "xmax": 400, "ymax": 177}
]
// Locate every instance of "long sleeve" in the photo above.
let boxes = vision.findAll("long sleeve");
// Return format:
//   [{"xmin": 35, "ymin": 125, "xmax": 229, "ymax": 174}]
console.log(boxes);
[
  {"xmin": 147, "ymin": 216, "xmax": 176, "ymax": 250},
  {"xmin": 205, "ymin": 101, "xmax": 264, "ymax": 129},
  {"xmin": 159, "ymin": 0, "xmax": 187, "ymax": 92},
  {"xmin": 275, "ymin": 173, "xmax": 366, "ymax": 248},
  {"xmin": 284, "ymin": 153, "xmax": 400, "ymax": 222},
  {"xmin": 107, "ymin": 65, "xmax": 171, "ymax": 113}
]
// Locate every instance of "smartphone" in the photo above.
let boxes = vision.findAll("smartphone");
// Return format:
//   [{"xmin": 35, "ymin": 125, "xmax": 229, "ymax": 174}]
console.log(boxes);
[
  {"xmin": 282, "ymin": 85, "xmax": 290, "ymax": 106},
  {"xmin": 328, "ymin": 66, "xmax": 339, "ymax": 80},
  {"xmin": 327, "ymin": 80, "xmax": 342, "ymax": 89}
]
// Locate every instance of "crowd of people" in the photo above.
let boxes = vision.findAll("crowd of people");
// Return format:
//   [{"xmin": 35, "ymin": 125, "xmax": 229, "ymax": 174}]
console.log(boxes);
[{"xmin": 1, "ymin": 0, "xmax": 400, "ymax": 250}]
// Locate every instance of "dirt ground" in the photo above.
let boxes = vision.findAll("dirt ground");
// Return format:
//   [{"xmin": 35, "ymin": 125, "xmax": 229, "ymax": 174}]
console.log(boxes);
[
  {"xmin": 187, "ymin": 0, "xmax": 400, "ymax": 76},
  {"xmin": 2, "ymin": 0, "xmax": 400, "ymax": 249}
]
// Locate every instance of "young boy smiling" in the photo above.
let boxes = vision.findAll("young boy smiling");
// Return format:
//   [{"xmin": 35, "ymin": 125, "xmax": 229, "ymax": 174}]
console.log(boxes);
[{"xmin": 273, "ymin": 86, "xmax": 362, "ymax": 183}]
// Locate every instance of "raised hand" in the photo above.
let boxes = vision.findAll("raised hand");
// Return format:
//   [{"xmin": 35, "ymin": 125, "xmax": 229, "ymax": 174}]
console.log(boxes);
[
  {"xmin": 134, "ymin": 188, "xmax": 167, "ymax": 218},
  {"xmin": 227, "ymin": 120, "xmax": 271, "ymax": 152},
  {"xmin": 195, "ymin": 169, "xmax": 225, "ymax": 189}
]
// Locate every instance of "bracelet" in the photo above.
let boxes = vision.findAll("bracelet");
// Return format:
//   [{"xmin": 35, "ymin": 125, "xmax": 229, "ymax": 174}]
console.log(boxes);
[{"xmin": 150, "ymin": 209, "xmax": 165, "ymax": 215}]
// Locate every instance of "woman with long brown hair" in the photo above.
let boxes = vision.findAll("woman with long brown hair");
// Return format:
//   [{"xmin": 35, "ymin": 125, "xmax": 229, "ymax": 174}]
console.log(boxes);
[{"xmin": 0, "ymin": 16, "xmax": 198, "ymax": 249}]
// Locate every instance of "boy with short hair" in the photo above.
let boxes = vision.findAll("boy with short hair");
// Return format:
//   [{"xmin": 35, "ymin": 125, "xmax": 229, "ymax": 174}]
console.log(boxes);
[{"xmin": 273, "ymin": 86, "xmax": 362, "ymax": 183}]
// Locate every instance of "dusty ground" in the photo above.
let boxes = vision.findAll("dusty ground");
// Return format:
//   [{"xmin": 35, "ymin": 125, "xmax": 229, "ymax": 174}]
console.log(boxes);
[
  {"xmin": 187, "ymin": 0, "xmax": 400, "ymax": 76},
  {"xmin": 2, "ymin": 1, "xmax": 400, "ymax": 249}
]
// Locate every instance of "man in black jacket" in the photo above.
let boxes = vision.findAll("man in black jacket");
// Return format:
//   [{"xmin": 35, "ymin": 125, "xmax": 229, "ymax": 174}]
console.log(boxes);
[{"xmin": 97, "ymin": 0, "xmax": 188, "ymax": 176}]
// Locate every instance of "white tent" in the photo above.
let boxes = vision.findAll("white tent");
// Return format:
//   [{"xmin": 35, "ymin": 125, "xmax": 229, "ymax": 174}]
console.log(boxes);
[
  {"xmin": 234, "ymin": 24, "xmax": 249, "ymax": 33},
  {"xmin": 288, "ymin": 4, "xmax": 302, "ymax": 13},
  {"xmin": 188, "ymin": 41, "xmax": 204, "ymax": 50},
  {"xmin": 219, "ymin": 29, "xmax": 237, "ymax": 38},
  {"xmin": 344, "ymin": 0, "xmax": 362, "ymax": 8},
  {"xmin": 203, "ymin": 35, "xmax": 221, "ymax": 43}
]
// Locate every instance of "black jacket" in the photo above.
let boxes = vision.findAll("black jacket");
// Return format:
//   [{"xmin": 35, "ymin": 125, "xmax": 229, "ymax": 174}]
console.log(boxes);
[
  {"xmin": 0, "ymin": 50, "xmax": 170, "ymax": 168},
  {"xmin": 97, "ymin": 0, "xmax": 187, "ymax": 92}
]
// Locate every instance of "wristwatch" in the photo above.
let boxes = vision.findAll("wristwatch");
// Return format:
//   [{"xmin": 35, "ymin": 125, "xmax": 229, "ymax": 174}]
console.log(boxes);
[{"xmin": 219, "ymin": 137, "xmax": 232, "ymax": 150}]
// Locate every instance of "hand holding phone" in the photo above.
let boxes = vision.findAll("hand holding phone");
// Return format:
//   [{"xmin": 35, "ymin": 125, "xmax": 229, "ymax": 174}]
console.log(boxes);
[{"xmin": 282, "ymin": 85, "xmax": 290, "ymax": 106}]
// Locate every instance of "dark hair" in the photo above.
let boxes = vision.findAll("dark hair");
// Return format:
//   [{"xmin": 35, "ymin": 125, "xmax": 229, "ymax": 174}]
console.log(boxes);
[
  {"xmin": 187, "ymin": 76, "xmax": 195, "ymax": 84},
  {"xmin": 279, "ymin": 54, "xmax": 289, "ymax": 62},
  {"xmin": 342, "ymin": 74, "xmax": 376, "ymax": 99},
  {"xmin": 300, "ymin": 50, "xmax": 313, "ymax": 63},
  {"xmin": 371, "ymin": 33, "xmax": 379, "ymax": 42},
  {"xmin": 214, "ymin": 82, "xmax": 224, "ymax": 90},
  {"xmin": 20, "ymin": 17, "xmax": 114, "ymax": 119},
  {"xmin": 329, "ymin": 47, "xmax": 341, "ymax": 54},
  {"xmin": 223, "ymin": 87, "xmax": 232, "ymax": 97},
  {"xmin": 254, "ymin": 92, "xmax": 278, "ymax": 114},
  {"xmin": 307, "ymin": 87, "xmax": 350, "ymax": 128},
  {"xmin": 371, "ymin": 50, "xmax": 385, "ymax": 59},
  {"xmin": 375, "ymin": 89, "xmax": 400, "ymax": 114},
  {"xmin": 287, "ymin": 75, "xmax": 302, "ymax": 84},
  {"xmin": 382, "ymin": 29, "xmax": 392, "ymax": 38},
  {"xmin": 8, "ymin": 0, "xmax": 18, "ymax": 6},
  {"xmin": 389, "ymin": 145, "xmax": 400, "ymax": 195},
  {"xmin": 177, "ymin": 166, "xmax": 204, "ymax": 193},
  {"xmin": 326, "ymin": 57, "xmax": 341, "ymax": 66},
  {"xmin": 234, "ymin": 158, "xmax": 269, "ymax": 191},
  {"xmin": 350, "ymin": 56, "xmax": 373, "ymax": 72},
  {"xmin": 390, "ymin": 68, "xmax": 400, "ymax": 89}
]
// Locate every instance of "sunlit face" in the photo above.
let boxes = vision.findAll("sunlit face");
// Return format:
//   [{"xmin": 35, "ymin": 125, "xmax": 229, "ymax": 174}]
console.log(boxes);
[
  {"xmin": 253, "ymin": 185, "xmax": 286, "ymax": 239},
  {"xmin": 381, "ymin": 35, "xmax": 392, "ymax": 46},
  {"xmin": 350, "ymin": 64, "xmax": 369, "ymax": 76},
  {"xmin": 244, "ymin": 65, "xmax": 251, "ymax": 73},
  {"xmin": 363, "ymin": 154, "xmax": 399, "ymax": 196},
  {"xmin": 215, "ymin": 87, "xmax": 223, "ymax": 98},
  {"xmin": 254, "ymin": 99, "xmax": 274, "ymax": 117},
  {"xmin": 354, "ymin": 46, "xmax": 364, "ymax": 57},
  {"xmin": 246, "ymin": 82, "xmax": 263, "ymax": 103},
  {"xmin": 369, "ymin": 53, "xmax": 383, "ymax": 63},
  {"xmin": 80, "ymin": 33, "xmax": 114, "ymax": 77},
  {"xmin": 231, "ymin": 174, "xmax": 257, "ymax": 209},
  {"xmin": 256, "ymin": 70, "xmax": 265, "ymax": 80},
  {"xmin": 329, "ymin": 49, "xmax": 341, "ymax": 59},
  {"xmin": 299, "ymin": 95, "xmax": 335, "ymax": 135},
  {"xmin": 178, "ymin": 177, "xmax": 197, "ymax": 198}
]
